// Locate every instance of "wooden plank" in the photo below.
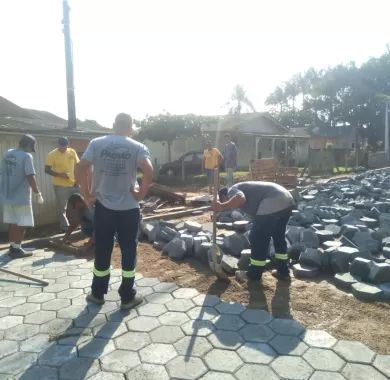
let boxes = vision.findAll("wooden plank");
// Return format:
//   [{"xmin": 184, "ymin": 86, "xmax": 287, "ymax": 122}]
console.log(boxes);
[{"xmin": 143, "ymin": 206, "xmax": 209, "ymax": 222}]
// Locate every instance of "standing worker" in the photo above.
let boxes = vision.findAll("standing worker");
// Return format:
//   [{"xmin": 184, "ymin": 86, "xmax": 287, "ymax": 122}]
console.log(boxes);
[
  {"xmin": 77, "ymin": 113, "xmax": 153, "ymax": 310},
  {"xmin": 211, "ymin": 181, "xmax": 294, "ymax": 282},
  {"xmin": 223, "ymin": 133, "xmax": 238, "ymax": 187},
  {"xmin": 0, "ymin": 135, "xmax": 44, "ymax": 258},
  {"xmin": 203, "ymin": 140, "xmax": 223, "ymax": 195},
  {"xmin": 45, "ymin": 137, "xmax": 80, "ymax": 232}
]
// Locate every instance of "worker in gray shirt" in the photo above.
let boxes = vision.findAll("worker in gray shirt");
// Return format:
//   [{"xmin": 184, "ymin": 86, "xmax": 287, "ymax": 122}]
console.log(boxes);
[
  {"xmin": 77, "ymin": 113, "xmax": 154, "ymax": 310},
  {"xmin": 212, "ymin": 181, "xmax": 295, "ymax": 281}
]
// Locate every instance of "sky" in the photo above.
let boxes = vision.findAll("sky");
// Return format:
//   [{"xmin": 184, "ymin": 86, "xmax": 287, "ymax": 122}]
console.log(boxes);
[{"xmin": 1, "ymin": 0, "xmax": 389, "ymax": 127}]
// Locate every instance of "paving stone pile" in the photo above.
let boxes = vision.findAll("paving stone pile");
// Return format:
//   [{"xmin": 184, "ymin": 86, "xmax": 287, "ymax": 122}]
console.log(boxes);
[{"xmin": 1, "ymin": 249, "xmax": 390, "ymax": 379}]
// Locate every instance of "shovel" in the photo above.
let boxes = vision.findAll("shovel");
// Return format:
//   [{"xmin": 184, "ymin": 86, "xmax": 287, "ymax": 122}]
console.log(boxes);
[{"xmin": 208, "ymin": 168, "xmax": 229, "ymax": 281}]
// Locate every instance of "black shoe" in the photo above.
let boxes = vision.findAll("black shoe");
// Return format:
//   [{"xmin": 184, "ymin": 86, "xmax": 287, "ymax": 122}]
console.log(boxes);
[
  {"xmin": 120, "ymin": 295, "xmax": 143, "ymax": 310},
  {"xmin": 86, "ymin": 292, "xmax": 105, "ymax": 305},
  {"xmin": 271, "ymin": 269, "xmax": 291, "ymax": 281},
  {"xmin": 8, "ymin": 246, "xmax": 33, "ymax": 258}
]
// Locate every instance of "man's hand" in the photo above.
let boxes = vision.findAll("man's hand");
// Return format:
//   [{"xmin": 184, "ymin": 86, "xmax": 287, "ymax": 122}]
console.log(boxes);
[
  {"xmin": 58, "ymin": 172, "xmax": 70, "ymax": 179},
  {"xmin": 34, "ymin": 192, "xmax": 44, "ymax": 204},
  {"xmin": 210, "ymin": 201, "xmax": 224, "ymax": 212},
  {"xmin": 131, "ymin": 188, "xmax": 144, "ymax": 202},
  {"xmin": 83, "ymin": 194, "xmax": 96, "ymax": 208}
]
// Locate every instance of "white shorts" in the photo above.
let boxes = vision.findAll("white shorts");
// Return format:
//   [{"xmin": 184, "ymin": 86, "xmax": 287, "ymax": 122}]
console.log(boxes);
[{"xmin": 3, "ymin": 204, "xmax": 34, "ymax": 227}]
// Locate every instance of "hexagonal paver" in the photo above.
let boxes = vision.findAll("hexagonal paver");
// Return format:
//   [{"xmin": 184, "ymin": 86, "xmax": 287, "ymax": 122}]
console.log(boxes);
[
  {"xmin": 40, "ymin": 318, "xmax": 73, "ymax": 336},
  {"xmin": 19, "ymin": 365, "xmax": 58, "ymax": 380},
  {"xmin": 42, "ymin": 298, "xmax": 71, "ymax": 311},
  {"xmin": 215, "ymin": 301, "xmax": 245, "ymax": 315},
  {"xmin": 20, "ymin": 334, "xmax": 51, "ymax": 353},
  {"xmin": 59, "ymin": 357, "xmax": 100, "ymax": 379},
  {"xmin": 5, "ymin": 324, "xmax": 40, "ymax": 340},
  {"xmin": 270, "ymin": 335, "xmax": 308, "ymax": 356},
  {"xmin": 100, "ymin": 349, "xmax": 141, "ymax": 373},
  {"xmin": 333, "ymin": 340, "xmax": 375, "ymax": 363},
  {"xmin": 135, "ymin": 286, "xmax": 154, "ymax": 297},
  {"xmin": 200, "ymin": 372, "xmax": 235, "ymax": 380},
  {"xmin": 28, "ymin": 292, "xmax": 55, "ymax": 303},
  {"xmin": 38, "ymin": 344, "xmax": 77, "ymax": 366},
  {"xmin": 204, "ymin": 349, "xmax": 243, "ymax": 372},
  {"xmin": 93, "ymin": 322, "xmax": 128, "ymax": 339},
  {"xmin": 0, "ymin": 315, "xmax": 24, "ymax": 329},
  {"xmin": 192, "ymin": 294, "xmax": 220, "ymax": 307},
  {"xmin": 150, "ymin": 325, "xmax": 184, "ymax": 343},
  {"xmin": 207, "ymin": 330, "xmax": 244, "ymax": 350},
  {"xmin": 0, "ymin": 308, "xmax": 10, "ymax": 318},
  {"xmin": 14, "ymin": 287, "xmax": 42, "ymax": 297},
  {"xmin": 237, "ymin": 342, "xmax": 277, "ymax": 364},
  {"xmin": 166, "ymin": 356, "xmax": 207, "ymax": 379},
  {"xmin": 1, "ymin": 297, "xmax": 26, "ymax": 308},
  {"xmin": 187, "ymin": 306, "xmax": 219, "ymax": 321},
  {"xmin": 374, "ymin": 354, "xmax": 390, "ymax": 378},
  {"xmin": 57, "ymin": 288, "xmax": 84, "ymax": 299},
  {"xmin": 136, "ymin": 277, "xmax": 160, "ymax": 287},
  {"xmin": 127, "ymin": 316, "xmax": 160, "ymax": 332},
  {"xmin": 57, "ymin": 305, "xmax": 88, "ymax": 319},
  {"xmin": 43, "ymin": 283, "xmax": 70, "ymax": 293},
  {"xmin": 342, "ymin": 363, "xmax": 388, "ymax": 380},
  {"xmin": 214, "ymin": 314, "xmax": 245, "ymax": 331},
  {"xmin": 303, "ymin": 348, "xmax": 345, "ymax": 371},
  {"xmin": 0, "ymin": 291, "xmax": 13, "ymax": 301},
  {"xmin": 0, "ymin": 340, "xmax": 18, "ymax": 359},
  {"xmin": 0, "ymin": 352, "xmax": 37, "ymax": 375},
  {"xmin": 126, "ymin": 363, "xmax": 169, "ymax": 379},
  {"xmin": 137, "ymin": 303, "xmax": 167, "ymax": 317},
  {"xmin": 239, "ymin": 324, "xmax": 275, "ymax": 343},
  {"xmin": 300, "ymin": 329, "xmax": 337, "ymax": 348},
  {"xmin": 241, "ymin": 309, "xmax": 273, "ymax": 324},
  {"xmin": 78, "ymin": 338, "xmax": 116, "ymax": 358},
  {"xmin": 309, "ymin": 372, "xmax": 346, "ymax": 380},
  {"xmin": 70, "ymin": 279, "xmax": 91, "ymax": 289},
  {"xmin": 166, "ymin": 298, "xmax": 194, "ymax": 312},
  {"xmin": 173, "ymin": 287, "xmax": 199, "ymax": 299},
  {"xmin": 87, "ymin": 301, "xmax": 118, "ymax": 315},
  {"xmin": 106, "ymin": 308, "xmax": 137, "ymax": 323},
  {"xmin": 57, "ymin": 328, "xmax": 93, "ymax": 346},
  {"xmin": 181, "ymin": 320, "xmax": 216, "ymax": 337},
  {"xmin": 24, "ymin": 310, "xmax": 56, "ymax": 325},
  {"xmin": 42, "ymin": 270, "xmax": 67, "ymax": 279},
  {"xmin": 159, "ymin": 311, "xmax": 190, "ymax": 326},
  {"xmin": 269, "ymin": 318, "xmax": 305, "ymax": 336},
  {"xmin": 174, "ymin": 336, "xmax": 212, "ymax": 357},
  {"xmin": 145, "ymin": 292, "xmax": 174, "ymax": 304},
  {"xmin": 139, "ymin": 343, "xmax": 178, "ymax": 364},
  {"xmin": 153, "ymin": 282, "xmax": 179, "ymax": 293},
  {"xmin": 56, "ymin": 276, "xmax": 81, "ymax": 285},
  {"xmin": 271, "ymin": 356, "xmax": 313, "ymax": 380},
  {"xmin": 235, "ymin": 364, "xmax": 280, "ymax": 380},
  {"xmin": 115, "ymin": 331, "xmax": 151, "ymax": 351}
]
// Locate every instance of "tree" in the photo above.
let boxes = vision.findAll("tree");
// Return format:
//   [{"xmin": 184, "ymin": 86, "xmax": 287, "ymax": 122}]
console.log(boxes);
[
  {"xmin": 138, "ymin": 114, "xmax": 212, "ymax": 161},
  {"xmin": 226, "ymin": 85, "xmax": 256, "ymax": 114}
]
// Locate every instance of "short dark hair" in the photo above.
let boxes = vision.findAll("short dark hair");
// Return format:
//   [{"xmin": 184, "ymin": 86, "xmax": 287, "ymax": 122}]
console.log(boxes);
[
  {"xmin": 58, "ymin": 137, "xmax": 69, "ymax": 147},
  {"xmin": 113, "ymin": 113, "xmax": 132, "ymax": 131},
  {"xmin": 224, "ymin": 133, "xmax": 231, "ymax": 138},
  {"xmin": 218, "ymin": 187, "xmax": 228, "ymax": 202},
  {"xmin": 19, "ymin": 134, "xmax": 36, "ymax": 152}
]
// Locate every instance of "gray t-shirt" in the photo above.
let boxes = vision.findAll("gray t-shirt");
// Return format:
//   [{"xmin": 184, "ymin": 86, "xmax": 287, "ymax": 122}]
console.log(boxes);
[
  {"xmin": 82, "ymin": 135, "xmax": 150, "ymax": 211},
  {"xmin": 0, "ymin": 149, "xmax": 36, "ymax": 205},
  {"xmin": 223, "ymin": 142, "xmax": 238, "ymax": 169},
  {"xmin": 228, "ymin": 181, "xmax": 294, "ymax": 216}
]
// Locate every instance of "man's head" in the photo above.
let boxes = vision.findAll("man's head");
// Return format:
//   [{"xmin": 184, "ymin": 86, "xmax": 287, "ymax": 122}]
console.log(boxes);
[
  {"xmin": 113, "ymin": 113, "xmax": 133, "ymax": 136},
  {"xmin": 224, "ymin": 133, "xmax": 231, "ymax": 143},
  {"xmin": 19, "ymin": 134, "xmax": 36, "ymax": 153},
  {"xmin": 58, "ymin": 137, "xmax": 69, "ymax": 153},
  {"xmin": 218, "ymin": 187, "xmax": 229, "ymax": 202},
  {"xmin": 206, "ymin": 140, "xmax": 212, "ymax": 150}
]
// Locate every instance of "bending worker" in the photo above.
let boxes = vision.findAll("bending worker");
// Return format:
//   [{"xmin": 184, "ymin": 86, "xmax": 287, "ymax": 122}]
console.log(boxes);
[{"xmin": 212, "ymin": 181, "xmax": 295, "ymax": 282}]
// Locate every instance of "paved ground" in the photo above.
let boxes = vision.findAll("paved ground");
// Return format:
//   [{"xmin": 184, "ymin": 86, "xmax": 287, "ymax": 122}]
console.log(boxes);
[{"xmin": 0, "ymin": 249, "xmax": 389, "ymax": 380}]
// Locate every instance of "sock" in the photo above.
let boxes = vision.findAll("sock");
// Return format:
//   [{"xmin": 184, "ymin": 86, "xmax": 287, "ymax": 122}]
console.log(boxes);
[{"xmin": 11, "ymin": 242, "xmax": 21, "ymax": 249}]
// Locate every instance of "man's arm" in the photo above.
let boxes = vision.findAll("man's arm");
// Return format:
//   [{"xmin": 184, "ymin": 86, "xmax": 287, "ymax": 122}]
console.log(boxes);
[
  {"xmin": 211, "ymin": 195, "xmax": 246, "ymax": 212},
  {"xmin": 26, "ymin": 175, "xmax": 40, "ymax": 194},
  {"xmin": 133, "ymin": 158, "xmax": 153, "ymax": 201},
  {"xmin": 45, "ymin": 165, "xmax": 69, "ymax": 179},
  {"xmin": 75, "ymin": 160, "xmax": 94, "ymax": 204}
]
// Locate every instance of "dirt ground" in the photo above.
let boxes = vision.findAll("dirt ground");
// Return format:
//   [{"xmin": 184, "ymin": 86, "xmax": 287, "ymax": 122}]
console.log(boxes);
[{"xmin": 61, "ymin": 225, "xmax": 390, "ymax": 355}]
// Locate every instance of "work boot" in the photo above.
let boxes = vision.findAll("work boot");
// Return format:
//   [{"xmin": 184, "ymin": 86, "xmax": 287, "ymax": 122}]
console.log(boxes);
[
  {"xmin": 120, "ymin": 295, "xmax": 143, "ymax": 310},
  {"xmin": 235, "ymin": 270, "xmax": 261, "ymax": 283},
  {"xmin": 8, "ymin": 246, "xmax": 33, "ymax": 259},
  {"xmin": 271, "ymin": 269, "xmax": 291, "ymax": 281},
  {"xmin": 86, "ymin": 292, "xmax": 105, "ymax": 305}
]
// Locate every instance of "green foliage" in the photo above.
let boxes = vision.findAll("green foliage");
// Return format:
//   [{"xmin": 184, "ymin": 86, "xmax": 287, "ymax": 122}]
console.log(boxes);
[
  {"xmin": 266, "ymin": 51, "xmax": 390, "ymax": 148},
  {"xmin": 226, "ymin": 85, "xmax": 256, "ymax": 114}
]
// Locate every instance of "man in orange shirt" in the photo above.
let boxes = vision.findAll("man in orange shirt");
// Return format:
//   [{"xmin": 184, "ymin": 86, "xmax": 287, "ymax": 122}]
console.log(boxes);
[{"xmin": 203, "ymin": 141, "xmax": 223, "ymax": 194}]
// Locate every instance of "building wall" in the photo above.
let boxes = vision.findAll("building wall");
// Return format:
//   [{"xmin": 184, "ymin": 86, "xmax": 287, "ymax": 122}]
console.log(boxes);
[{"xmin": 0, "ymin": 133, "xmax": 92, "ymax": 230}]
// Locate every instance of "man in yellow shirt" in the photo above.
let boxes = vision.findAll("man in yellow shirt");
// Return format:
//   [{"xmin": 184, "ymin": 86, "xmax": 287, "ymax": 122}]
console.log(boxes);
[
  {"xmin": 45, "ymin": 137, "xmax": 80, "ymax": 231},
  {"xmin": 203, "ymin": 140, "xmax": 223, "ymax": 194}
]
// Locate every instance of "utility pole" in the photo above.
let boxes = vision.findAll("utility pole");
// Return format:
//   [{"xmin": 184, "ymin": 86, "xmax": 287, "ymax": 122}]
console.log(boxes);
[
  {"xmin": 62, "ymin": 0, "xmax": 77, "ymax": 130},
  {"xmin": 385, "ymin": 102, "xmax": 389, "ymax": 161}
]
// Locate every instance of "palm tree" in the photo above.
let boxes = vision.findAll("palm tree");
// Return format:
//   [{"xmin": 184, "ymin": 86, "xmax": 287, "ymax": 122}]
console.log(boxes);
[{"xmin": 227, "ymin": 85, "xmax": 256, "ymax": 114}]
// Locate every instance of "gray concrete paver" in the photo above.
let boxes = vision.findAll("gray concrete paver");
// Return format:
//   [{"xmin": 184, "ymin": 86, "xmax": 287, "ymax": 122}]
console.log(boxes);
[
  {"xmin": 0, "ymin": 352, "xmax": 37, "ymax": 375},
  {"xmin": 181, "ymin": 320, "xmax": 216, "ymax": 337},
  {"xmin": 241, "ymin": 308, "xmax": 273, "ymax": 324},
  {"xmin": 271, "ymin": 356, "xmax": 313, "ymax": 380},
  {"xmin": 126, "ymin": 364, "xmax": 169, "ymax": 380},
  {"xmin": 342, "ymin": 363, "xmax": 388, "ymax": 380},
  {"xmin": 20, "ymin": 334, "xmax": 51, "ymax": 353},
  {"xmin": 114, "ymin": 331, "xmax": 150, "ymax": 351},
  {"xmin": 59, "ymin": 357, "xmax": 100, "ymax": 379},
  {"xmin": 309, "ymin": 371, "xmax": 347, "ymax": 380},
  {"xmin": 10, "ymin": 302, "xmax": 41, "ymax": 316},
  {"xmin": 174, "ymin": 336, "xmax": 213, "ymax": 357},
  {"xmin": 269, "ymin": 318, "xmax": 306, "ymax": 336},
  {"xmin": 373, "ymin": 354, "xmax": 390, "ymax": 378},
  {"xmin": 153, "ymin": 282, "xmax": 179, "ymax": 293},
  {"xmin": 187, "ymin": 306, "xmax": 219, "ymax": 321},
  {"xmin": 100, "ymin": 349, "xmax": 140, "ymax": 373},
  {"xmin": 0, "ymin": 340, "xmax": 18, "ymax": 359},
  {"xmin": 172, "ymin": 287, "xmax": 199, "ymax": 299},
  {"xmin": 150, "ymin": 325, "xmax": 184, "ymax": 344},
  {"xmin": 303, "ymin": 348, "xmax": 346, "ymax": 371},
  {"xmin": 17, "ymin": 365, "xmax": 58, "ymax": 380},
  {"xmin": 4, "ymin": 324, "xmax": 40, "ymax": 341},
  {"xmin": 237, "ymin": 342, "xmax": 277, "ymax": 364},
  {"xmin": 158, "ymin": 311, "xmax": 190, "ymax": 326},
  {"xmin": 0, "ymin": 315, "xmax": 24, "ymax": 329},
  {"xmin": 235, "ymin": 364, "xmax": 281, "ymax": 380},
  {"xmin": 78, "ymin": 338, "xmax": 116, "ymax": 359},
  {"xmin": 42, "ymin": 298, "xmax": 71, "ymax": 311},
  {"xmin": 239, "ymin": 324, "xmax": 275, "ymax": 343},
  {"xmin": 204, "ymin": 348, "xmax": 243, "ymax": 372},
  {"xmin": 139, "ymin": 343, "xmax": 178, "ymax": 364},
  {"xmin": 270, "ymin": 335, "xmax": 309, "ymax": 356},
  {"xmin": 127, "ymin": 316, "xmax": 160, "ymax": 332},
  {"xmin": 300, "ymin": 329, "xmax": 337, "ymax": 348},
  {"xmin": 24, "ymin": 310, "xmax": 56, "ymax": 325},
  {"xmin": 166, "ymin": 356, "xmax": 207, "ymax": 379},
  {"xmin": 166, "ymin": 298, "xmax": 195, "ymax": 312},
  {"xmin": 333, "ymin": 340, "xmax": 376, "ymax": 364},
  {"xmin": 207, "ymin": 330, "xmax": 244, "ymax": 350}
]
